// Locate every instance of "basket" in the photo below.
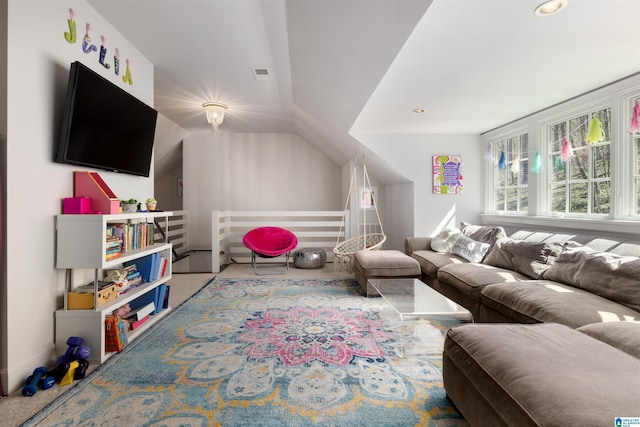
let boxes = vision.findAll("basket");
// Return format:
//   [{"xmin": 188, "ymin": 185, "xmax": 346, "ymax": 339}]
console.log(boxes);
[{"xmin": 333, "ymin": 233, "xmax": 386, "ymax": 271}]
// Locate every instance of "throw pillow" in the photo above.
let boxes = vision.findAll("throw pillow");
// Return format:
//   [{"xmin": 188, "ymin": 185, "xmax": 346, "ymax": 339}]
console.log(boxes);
[
  {"xmin": 430, "ymin": 227, "xmax": 462, "ymax": 253},
  {"xmin": 543, "ymin": 245, "xmax": 640, "ymax": 312},
  {"xmin": 483, "ymin": 237, "xmax": 564, "ymax": 279},
  {"xmin": 459, "ymin": 222, "xmax": 506, "ymax": 244},
  {"xmin": 451, "ymin": 235, "xmax": 491, "ymax": 263}
]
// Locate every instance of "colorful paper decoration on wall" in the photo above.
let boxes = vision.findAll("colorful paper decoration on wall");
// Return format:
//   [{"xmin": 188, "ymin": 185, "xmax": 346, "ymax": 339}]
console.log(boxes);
[
  {"xmin": 483, "ymin": 143, "xmax": 493, "ymax": 160},
  {"xmin": 63, "ymin": 8, "xmax": 133, "ymax": 85},
  {"xmin": 498, "ymin": 151, "xmax": 506, "ymax": 169},
  {"xmin": 510, "ymin": 155, "xmax": 520, "ymax": 175},
  {"xmin": 560, "ymin": 137, "xmax": 574, "ymax": 161},
  {"xmin": 433, "ymin": 155, "xmax": 463, "ymax": 195},
  {"xmin": 629, "ymin": 102, "xmax": 640, "ymax": 134},
  {"xmin": 531, "ymin": 151, "xmax": 542, "ymax": 173},
  {"xmin": 586, "ymin": 117, "xmax": 604, "ymax": 143}
]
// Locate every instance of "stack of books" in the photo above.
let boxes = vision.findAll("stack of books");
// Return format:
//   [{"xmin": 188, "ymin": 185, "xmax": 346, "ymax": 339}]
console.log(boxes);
[
  {"xmin": 123, "ymin": 301, "xmax": 155, "ymax": 331},
  {"xmin": 124, "ymin": 264, "xmax": 142, "ymax": 287},
  {"xmin": 105, "ymin": 236, "xmax": 122, "ymax": 261}
]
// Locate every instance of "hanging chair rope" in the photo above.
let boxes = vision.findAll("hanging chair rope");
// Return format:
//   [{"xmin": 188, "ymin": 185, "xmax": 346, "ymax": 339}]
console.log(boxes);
[{"xmin": 334, "ymin": 161, "xmax": 386, "ymax": 264}]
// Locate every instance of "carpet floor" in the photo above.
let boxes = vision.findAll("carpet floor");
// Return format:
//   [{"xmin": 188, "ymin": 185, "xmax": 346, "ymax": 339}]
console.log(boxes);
[{"xmin": 18, "ymin": 270, "xmax": 468, "ymax": 426}]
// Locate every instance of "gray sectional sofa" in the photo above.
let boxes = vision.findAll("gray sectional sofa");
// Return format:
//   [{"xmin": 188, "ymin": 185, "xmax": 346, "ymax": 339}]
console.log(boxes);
[{"xmin": 405, "ymin": 223, "xmax": 640, "ymax": 426}]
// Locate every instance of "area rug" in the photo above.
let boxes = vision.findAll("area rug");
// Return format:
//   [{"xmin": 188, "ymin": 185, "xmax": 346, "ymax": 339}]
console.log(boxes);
[{"xmin": 24, "ymin": 278, "xmax": 467, "ymax": 426}]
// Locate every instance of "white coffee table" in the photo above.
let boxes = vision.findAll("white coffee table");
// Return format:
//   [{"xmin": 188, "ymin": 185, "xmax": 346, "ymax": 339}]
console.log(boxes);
[{"xmin": 367, "ymin": 278, "xmax": 473, "ymax": 357}]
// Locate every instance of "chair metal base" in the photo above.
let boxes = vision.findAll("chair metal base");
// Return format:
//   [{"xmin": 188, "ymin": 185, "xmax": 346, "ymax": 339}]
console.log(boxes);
[{"xmin": 250, "ymin": 251, "xmax": 292, "ymax": 275}]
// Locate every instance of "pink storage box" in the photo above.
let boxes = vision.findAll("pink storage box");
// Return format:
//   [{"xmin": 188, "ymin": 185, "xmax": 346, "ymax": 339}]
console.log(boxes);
[{"xmin": 63, "ymin": 197, "xmax": 92, "ymax": 214}]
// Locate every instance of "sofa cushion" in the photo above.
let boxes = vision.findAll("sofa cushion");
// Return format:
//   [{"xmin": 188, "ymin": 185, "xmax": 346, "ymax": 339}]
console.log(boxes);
[
  {"xmin": 459, "ymin": 222, "xmax": 506, "ymax": 244},
  {"xmin": 577, "ymin": 321, "xmax": 640, "ymax": 359},
  {"xmin": 353, "ymin": 250, "xmax": 421, "ymax": 277},
  {"xmin": 437, "ymin": 263, "xmax": 529, "ymax": 303},
  {"xmin": 451, "ymin": 236, "xmax": 491, "ymax": 263},
  {"xmin": 444, "ymin": 323, "xmax": 640, "ymax": 427},
  {"xmin": 543, "ymin": 245, "xmax": 640, "ymax": 312},
  {"xmin": 410, "ymin": 250, "xmax": 466, "ymax": 278},
  {"xmin": 483, "ymin": 237, "xmax": 563, "ymax": 279},
  {"xmin": 481, "ymin": 281, "xmax": 640, "ymax": 328}
]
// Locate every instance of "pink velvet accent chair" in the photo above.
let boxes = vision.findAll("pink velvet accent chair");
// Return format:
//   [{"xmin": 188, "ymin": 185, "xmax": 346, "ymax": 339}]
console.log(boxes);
[{"xmin": 242, "ymin": 227, "xmax": 298, "ymax": 275}]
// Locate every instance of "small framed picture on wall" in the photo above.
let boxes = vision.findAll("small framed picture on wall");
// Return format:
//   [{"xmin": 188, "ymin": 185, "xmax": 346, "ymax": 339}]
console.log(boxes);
[
  {"xmin": 432, "ymin": 155, "xmax": 463, "ymax": 194},
  {"xmin": 359, "ymin": 186, "xmax": 377, "ymax": 209}
]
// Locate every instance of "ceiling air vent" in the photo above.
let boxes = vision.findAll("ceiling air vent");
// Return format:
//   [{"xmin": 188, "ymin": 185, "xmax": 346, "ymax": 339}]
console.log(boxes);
[{"xmin": 252, "ymin": 68, "xmax": 272, "ymax": 81}]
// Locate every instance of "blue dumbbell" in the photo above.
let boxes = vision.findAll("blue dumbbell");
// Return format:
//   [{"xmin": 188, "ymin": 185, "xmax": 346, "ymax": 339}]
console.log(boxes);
[{"xmin": 22, "ymin": 367, "xmax": 53, "ymax": 396}]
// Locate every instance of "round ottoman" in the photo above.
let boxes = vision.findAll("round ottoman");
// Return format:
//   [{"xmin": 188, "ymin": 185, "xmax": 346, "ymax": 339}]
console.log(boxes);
[{"xmin": 293, "ymin": 248, "xmax": 327, "ymax": 269}]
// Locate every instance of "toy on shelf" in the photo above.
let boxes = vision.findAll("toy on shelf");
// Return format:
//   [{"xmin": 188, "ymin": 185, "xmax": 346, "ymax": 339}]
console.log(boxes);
[{"xmin": 22, "ymin": 367, "xmax": 55, "ymax": 396}]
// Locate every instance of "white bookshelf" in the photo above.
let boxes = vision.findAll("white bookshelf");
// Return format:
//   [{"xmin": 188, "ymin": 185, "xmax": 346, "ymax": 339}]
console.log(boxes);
[{"xmin": 55, "ymin": 211, "xmax": 173, "ymax": 363}]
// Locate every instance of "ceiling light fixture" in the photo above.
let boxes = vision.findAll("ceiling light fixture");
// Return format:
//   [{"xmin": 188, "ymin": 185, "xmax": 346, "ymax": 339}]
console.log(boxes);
[
  {"xmin": 203, "ymin": 102, "xmax": 228, "ymax": 133},
  {"xmin": 534, "ymin": 0, "xmax": 567, "ymax": 16},
  {"xmin": 413, "ymin": 108, "xmax": 425, "ymax": 113}
]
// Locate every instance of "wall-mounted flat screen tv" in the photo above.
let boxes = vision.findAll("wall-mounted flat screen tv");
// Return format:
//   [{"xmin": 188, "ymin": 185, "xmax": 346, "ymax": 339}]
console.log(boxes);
[{"xmin": 56, "ymin": 61, "xmax": 158, "ymax": 177}]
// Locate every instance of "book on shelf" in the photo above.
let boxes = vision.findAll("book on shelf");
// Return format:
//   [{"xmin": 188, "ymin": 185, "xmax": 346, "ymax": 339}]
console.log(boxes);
[
  {"xmin": 154, "ymin": 284, "xmax": 168, "ymax": 314},
  {"xmin": 128, "ymin": 314, "xmax": 151, "ymax": 331},
  {"xmin": 124, "ymin": 301, "xmax": 155, "ymax": 321},
  {"xmin": 163, "ymin": 285, "xmax": 171, "ymax": 309},
  {"xmin": 106, "ymin": 222, "xmax": 155, "ymax": 254}
]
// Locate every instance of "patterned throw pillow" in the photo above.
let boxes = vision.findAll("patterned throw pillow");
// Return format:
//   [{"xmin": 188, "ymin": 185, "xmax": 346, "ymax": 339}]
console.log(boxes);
[
  {"xmin": 451, "ymin": 235, "xmax": 491, "ymax": 263},
  {"xmin": 430, "ymin": 227, "xmax": 462, "ymax": 253}
]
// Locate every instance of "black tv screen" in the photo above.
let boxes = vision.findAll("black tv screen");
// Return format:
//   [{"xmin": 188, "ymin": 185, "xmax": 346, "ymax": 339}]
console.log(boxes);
[{"xmin": 56, "ymin": 61, "xmax": 158, "ymax": 177}]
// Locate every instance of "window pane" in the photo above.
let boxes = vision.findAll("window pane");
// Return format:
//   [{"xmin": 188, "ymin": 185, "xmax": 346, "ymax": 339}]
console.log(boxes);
[
  {"xmin": 636, "ymin": 178, "xmax": 640, "ymax": 215},
  {"xmin": 570, "ymin": 148, "xmax": 589, "ymax": 180},
  {"xmin": 507, "ymin": 188, "xmax": 518, "ymax": 211},
  {"xmin": 496, "ymin": 189, "xmax": 505, "ymax": 210},
  {"xmin": 550, "ymin": 155, "xmax": 565, "ymax": 182},
  {"xmin": 592, "ymin": 181, "xmax": 610, "ymax": 214},
  {"xmin": 592, "ymin": 145, "xmax": 610, "ymax": 179},
  {"xmin": 492, "ymin": 133, "xmax": 528, "ymax": 213},
  {"xmin": 569, "ymin": 183, "xmax": 588, "ymax": 213},
  {"xmin": 521, "ymin": 135, "xmax": 528, "ymax": 158},
  {"xmin": 571, "ymin": 114, "xmax": 589, "ymax": 147},
  {"xmin": 550, "ymin": 122, "xmax": 566, "ymax": 152},
  {"xmin": 551, "ymin": 184, "xmax": 566, "ymax": 212},
  {"xmin": 521, "ymin": 187, "xmax": 528, "ymax": 211},
  {"xmin": 636, "ymin": 140, "xmax": 640, "ymax": 174},
  {"xmin": 496, "ymin": 168, "xmax": 505, "ymax": 187}
]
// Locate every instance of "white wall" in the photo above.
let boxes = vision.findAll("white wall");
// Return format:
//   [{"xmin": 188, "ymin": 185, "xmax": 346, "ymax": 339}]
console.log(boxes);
[
  {"xmin": 154, "ymin": 114, "xmax": 189, "ymax": 211},
  {"xmin": 183, "ymin": 132, "xmax": 344, "ymax": 249},
  {"xmin": 3, "ymin": 0, "xmax": 154, "ymax": 393},
  {"xmin": 355, "ymin": 133, "xmax": 483, "ymax": 238}
]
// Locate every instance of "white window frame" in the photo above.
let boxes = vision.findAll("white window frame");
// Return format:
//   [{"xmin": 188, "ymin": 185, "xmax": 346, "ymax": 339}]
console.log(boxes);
[
  {"xmin": 481, "ymin": 74, "xmax": 640, "ymax": 236},
  {"xmin": 544, "ymin": 104, "xmax": 611, "ymax": 217},
  {"xmin": 488, "ymin": 132, "xmax": 529, "ymax": 214}
]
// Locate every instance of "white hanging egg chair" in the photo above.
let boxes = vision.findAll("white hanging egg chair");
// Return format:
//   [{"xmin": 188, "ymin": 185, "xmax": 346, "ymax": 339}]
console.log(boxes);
[{"xmin": 334, "ymin": 159, "xmax": 386, "ymax": 270}]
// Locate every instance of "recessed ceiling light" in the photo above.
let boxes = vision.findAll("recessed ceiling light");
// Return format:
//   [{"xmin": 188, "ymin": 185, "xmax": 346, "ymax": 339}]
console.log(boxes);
[
  {"xmin": 534, "ymin": 0, "xmax": 568, "ymax": 16},
  {"xmin": 413, "ymin": 108, "xmax": 425, "ymax": 113}
]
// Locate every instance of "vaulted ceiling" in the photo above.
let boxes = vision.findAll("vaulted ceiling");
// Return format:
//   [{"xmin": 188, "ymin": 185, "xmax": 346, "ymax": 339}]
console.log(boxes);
[{"xmin": 89, "ymin": 0, "xmax": 640, "ymax": 181}]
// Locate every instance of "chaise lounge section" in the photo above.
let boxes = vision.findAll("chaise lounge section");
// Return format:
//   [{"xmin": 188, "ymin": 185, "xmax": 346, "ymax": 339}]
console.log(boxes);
[{"xmin": 405, "ymin": 222, "xmax": 640, "ymax": 427}]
